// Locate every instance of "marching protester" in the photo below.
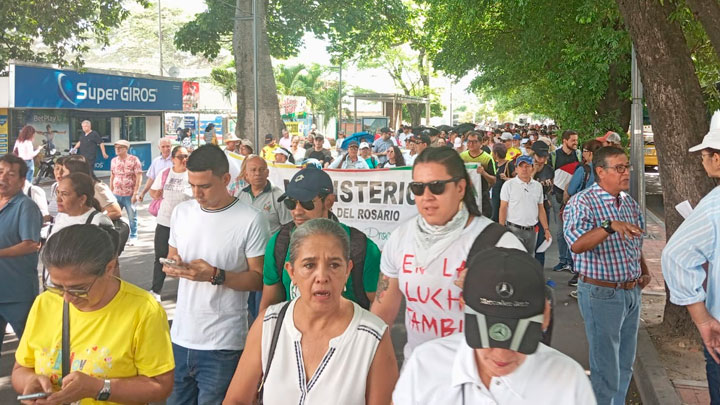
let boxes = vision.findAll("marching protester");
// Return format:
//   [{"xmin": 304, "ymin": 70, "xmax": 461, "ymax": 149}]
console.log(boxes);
[
  {"xmin": 138, "ymin": 138, "xmax": 173, "ymax": 203},
  {"xmin": 259, "ymin": 167, "xmax": 381, "ymax": 311},
  {"xmin": 223, "ymin": 218, "xmax": 398, "ymax": 405},
  {"xmin": 360, "ymin": 142, "xmax": 380, "ymax": 169},
  {"xmin": 374, "ymin": 128, "xmax": 396, "ymax": 166},
  {"xmin": 460, "ymin": 131, "xmax": 496, "ymax": 218},
  {"xmin": 0, "ymin": 155, "xmax": 42, "ymax": 355},
  {"xmin": 22, "ymin": 179, "xmax": 50, "ymax": 224},
  {"xmin": 289, "ymin": 135, "xmax": 306, "ymax": 163},
  {"xmin": 261, "ymin": 134, "xmax": 278, "ymax": 162},
  {"xmin": 51, "ymin": 173, "xmax": 114, "ymax": 235},
  {"xmin": 563, "ymin": 146, "xmax": 650, "ymax": 404},
  {"xmin": 596, "ymin": 131, "xmax": 622, "ymax": 147},
  {"xmin": 380, "ymin": 146, "xmax": 407, "ymax": 168},
  {"xmin": 109, "ymin": 139, "xmax": 142, "ymax": 245},
  {"xmin": 490, "ymin": 143, "xmax": 515, "ymax": 222},
  {"xmin": 12, "ymin": 125, "xmax": 43, "ymax": 182},
  {"xmin": 47, "ymin": 156, "xmax": 68, "ymax": 219},
  {"xmin": 73, "ymin": 120, "xmax": 108, "ymax": 175},
  {"xmin": 278, "ymin": 128, "xmax": 292, "ymax": 150},
  {"xmin": 162, "ymin": 145, "xmax": 270, "ymax": 404},
  {"xmin": 272, "ymin": 147, "xmax": 294, "ymax": 164},
  {"xmin": 304, "ymin": 135, "xmax": 333, "ymax": 167},
  {"xmin": 501, "ymin": 132, "xmax": 521, "ymax": 160},
  {"xmin": 224, "ymin": 133, "xmax": 242, "ymax": 154},
  {"xmin": 499, "ymin": 155, "xmax": 551, "ymax": 255},
  {"xmin": 148, "ymin": 145, "xmax": 192, "ymax": 301},
  {"xmin": 63, "ymin": 158, "xmax": 122, "ymax": 221},
  {"xmin": 393, "ymin": 248, "xmax": 594, "ymax": 404},
  {"xmin": 551, "ymin": 129, "xmax": 581, "ymax": 273},
  {"xmin": 237, "ymin": 155, "xmax": 292, "ymax": 317},
  {"xmin": 239, "ymin": 139, "xmax": 254, "ymax": 156},
  {"xmin": 662, "ymin": 111, "xmax": 720, "ymax": 404},
  {"xmin": 371, "ymin": 147, "xmax": 525, "ymax": 361},
  {"xmin": 530, "ymin": 141, "xmax": 554, "ymax": 267},
  {"xmin": 329, "ymin": 140, "xmax": 371, "ymax": 169},
  {"xmin": 13, "ymin": 225, "xmax": 174, "ymax": 404}
]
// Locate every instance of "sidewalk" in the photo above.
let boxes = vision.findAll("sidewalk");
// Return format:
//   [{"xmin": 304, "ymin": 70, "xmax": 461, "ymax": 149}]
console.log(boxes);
[{"xmin": 643, "ymin": 210, "xmax": 710, "ymax": 405}]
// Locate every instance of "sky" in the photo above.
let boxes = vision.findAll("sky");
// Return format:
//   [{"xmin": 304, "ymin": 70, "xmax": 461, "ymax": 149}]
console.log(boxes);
[{"xmin": 163, "ymin": 0, "xmax": 478, "ymax": 121}]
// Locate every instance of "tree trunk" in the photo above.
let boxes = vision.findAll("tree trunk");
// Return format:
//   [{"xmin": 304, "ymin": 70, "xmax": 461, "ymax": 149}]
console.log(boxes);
[
  {"xmin": 595, "ymin": 59, "xmax": 632, "ymax": 131},
  {"xmin": 615, "ymin": 0, "xmax": 715, "ymax": 337},
  {"xmin": 685, "ymin": 0, "xmax": 720, "ymax": 61},
  {"xmin": 233, "ymin": 0, "xmax": 284, "ymax": 147}
]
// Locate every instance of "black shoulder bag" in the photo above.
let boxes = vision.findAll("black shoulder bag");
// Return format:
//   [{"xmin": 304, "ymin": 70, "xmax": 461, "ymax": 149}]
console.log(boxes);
[{"xmin": 62, "ymin": 301, "xmax": 70, "ymax": 379}]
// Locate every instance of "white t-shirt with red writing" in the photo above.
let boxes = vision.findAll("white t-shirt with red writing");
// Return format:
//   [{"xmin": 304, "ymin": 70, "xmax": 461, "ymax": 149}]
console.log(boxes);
[{"xmin": 381, "ymin": 215, "xmax": 526, "ymax": 361}]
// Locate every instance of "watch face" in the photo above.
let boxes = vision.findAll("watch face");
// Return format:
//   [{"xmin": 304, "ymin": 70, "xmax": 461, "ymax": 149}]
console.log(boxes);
[{"xmin": 98, "ymin": 392, "xmax": 111, "ymax": 401}]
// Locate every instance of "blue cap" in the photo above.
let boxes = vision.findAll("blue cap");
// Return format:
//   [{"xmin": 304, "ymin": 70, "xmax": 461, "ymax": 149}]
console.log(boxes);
[
  {"xmin": 513, "ymin": 134, "xmax": 522, "ymax": 140},
  {"xmin": 278, "ymin": 167, "xmax": 334, "ymax": 202},
  {"xmin": 516, "ymin": 155, "xmax": 533, "ymax": 166}
]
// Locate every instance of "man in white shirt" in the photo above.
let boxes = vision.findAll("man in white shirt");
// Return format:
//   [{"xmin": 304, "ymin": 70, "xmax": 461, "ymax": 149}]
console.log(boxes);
[
  {"xmin": 278, "ymin": 128, "xmax": 292, "ymax": 149},
  {"xmin": 22, "ymin": 180, "xmax": 50, "ymax": 222},
  {"xmin": 163, "ymin": 145, "xmax": 270, "ymax": 404},
  {"xmin": 499, "ymin": 155, "xmax": 551, "ymax": 255},
  {"xmin": 394, "ymin": 248, "xmax": 596, "ymax": 405},
  {"xmin": 329, "ymin": 141, "xmax": 370, "ymax": 169},
  {"xmin": 138, "ymin": 137, "xmax": 173, "ymax": 202}
]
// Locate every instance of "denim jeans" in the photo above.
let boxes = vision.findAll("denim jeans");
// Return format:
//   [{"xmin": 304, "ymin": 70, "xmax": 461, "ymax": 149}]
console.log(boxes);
[
  {"xmin": 25, "ymin": 160, "xmax": 34, "ymax": 182},
  {"xmin": 704, "ymin": 345, "xmax": 720, "ymax": 404},
  {"xmin": 535, "ymin": 205, "xmax": 551, "ymax": 266},
  {"xmin": 577, "ymin": 280, "xmax": 641, "ymax": 405},
  {"xmin": 0, "ymin": 301, "xmax": 34, "ymax": 355},
  {"xmin": 553, "ymin": 198, "xmax": 574, "ymax": 267},
  {"xmin": 115, "ymin": 195, "xmax": 137, "ymax": 238},
  {"xmin": 247, "ymin": 291, "xmax": 262, "ymax": 323},
  {"xmin": 168, "ymin": 343, "xmax": 242, "ymax": 405}
]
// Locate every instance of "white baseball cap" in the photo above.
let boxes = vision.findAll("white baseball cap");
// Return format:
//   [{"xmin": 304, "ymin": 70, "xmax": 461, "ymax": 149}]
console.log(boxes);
[
  {"xmin": 689, "ymin": 110, "xmax": 720, "ymax": 152},
  {"xmin": 500, "ymin": 132, "xmax": 513, "ymax": 141},
  {"xmin": 359, "ymin": 141, "xmax": 370, "ymax": 149}
]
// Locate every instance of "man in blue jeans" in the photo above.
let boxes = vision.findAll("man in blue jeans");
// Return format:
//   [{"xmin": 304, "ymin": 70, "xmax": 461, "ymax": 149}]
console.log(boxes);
[
  {"xmin": 564, "ymin": 146, "xmax": 651, "ymax": 404},
  {"xmin": 662, "ymin": 110, "xmax": 720, "ymax": 404},
  {"xmin": 162, "ymin": 145, "xmax": 269, "ymax": 404}
]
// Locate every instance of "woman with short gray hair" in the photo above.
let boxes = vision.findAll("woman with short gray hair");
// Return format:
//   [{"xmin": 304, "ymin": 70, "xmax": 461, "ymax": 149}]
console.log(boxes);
[
  {"xmin": 223, "ymin": 218, "xmax": 398, "ymax": 405},
  {"xmin": 12, "ymin": 225, "xmax": 175, "ymax": 404}
]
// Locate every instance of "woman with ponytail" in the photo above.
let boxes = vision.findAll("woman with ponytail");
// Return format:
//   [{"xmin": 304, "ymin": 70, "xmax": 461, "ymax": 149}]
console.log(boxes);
[
  {"xmin": 50, "ymin": 172, "xmax": 113, "ymax": 236},
  {"xmin": 371, "ymin": 146, "xmax": 525, "ymax": 361}
]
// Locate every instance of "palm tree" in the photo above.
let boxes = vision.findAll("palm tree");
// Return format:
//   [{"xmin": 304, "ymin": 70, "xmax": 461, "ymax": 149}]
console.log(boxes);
[{"xmin": 274, "ymin": 64, "xmax": 307, "ymax": 96}]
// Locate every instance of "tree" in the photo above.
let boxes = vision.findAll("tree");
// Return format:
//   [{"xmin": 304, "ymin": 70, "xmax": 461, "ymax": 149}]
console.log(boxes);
[
  {"xmin": 616, "ymin": 0, "xmax": 717, "ymax": 338},
  {"xmin": 0, "ymin": 0, "xmax": 146, "ymax": 71},
  {"xmin": 174, "ymin": 0, "xmax": 412, "ymax": 140}
]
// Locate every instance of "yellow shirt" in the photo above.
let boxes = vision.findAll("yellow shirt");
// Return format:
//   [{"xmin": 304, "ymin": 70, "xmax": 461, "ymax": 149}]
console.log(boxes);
[
  {"xmin": 261, "ymin": 145, "xmax": 277, "ymax": 161},
  {"xmin": 506, "ymin": 147, "xmax": 522, "ymax": 161},
  {"xmin": 16, "ymin": 280, "xmax": 174, "ymax": 405}
]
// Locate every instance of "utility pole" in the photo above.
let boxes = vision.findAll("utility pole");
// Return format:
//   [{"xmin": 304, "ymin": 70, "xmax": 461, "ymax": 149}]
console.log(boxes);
[
  {"xmin": 630, "ymin": 46, "xmax": 646, "ymax": 223},
  {"xmin": 338, "ymin": 61, "xmax": 342, "ymax": 137},
  {"xmin": 252, "ymin": 0, "xmax": 259, "ymax": 149},
  {"xmin": 157, "ymin": 0, "xmax": 163, "ymax": 76}
]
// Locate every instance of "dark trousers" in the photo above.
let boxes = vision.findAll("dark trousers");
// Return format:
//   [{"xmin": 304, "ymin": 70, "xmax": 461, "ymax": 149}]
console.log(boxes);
[
  {"xmin": 153, "ymin": 224, "xmax": 170, "ymax": 294},
  {"xmin": 705, "ymin": 345, "xmax": 720, "ymax": 404},
  {"xmin": 535, "ymin": 204, "xmax": 551, "ymax": 267},
  {"xmin": 0, "ymin": 301, "xmax": 34, "ymax": 355}
]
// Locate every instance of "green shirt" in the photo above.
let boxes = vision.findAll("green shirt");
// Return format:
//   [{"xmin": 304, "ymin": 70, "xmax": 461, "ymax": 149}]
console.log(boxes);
[{"xmin": 262, "ymin": 222, "xmax": 381, "ymax": 303}]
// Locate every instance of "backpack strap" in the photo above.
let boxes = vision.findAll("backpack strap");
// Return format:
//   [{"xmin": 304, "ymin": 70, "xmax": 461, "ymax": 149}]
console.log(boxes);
[
  {"xmin": 581, "ymin": 164, "xmax": 592, "ymax": 190},
  {"xmin": 257, "ymin": 301, "xmax": 291, "ymax": 398},
  {"xmin": 26, "ymin": 184, "xmax": 33, "ymax": 198},
  {"xmin": 467, "ymin": 222, "xmax": 510, "ymax": 264},
  {"xmin": 273, "ymin": 222, "xmax": 296, "ymax": 281},
  {"xmin": 348, "ymin": 227, "xmax": 370, "ymax": 310},
  {"xmin": 85, "ymin": 210, "xmax": 99, "ymax": 225}
]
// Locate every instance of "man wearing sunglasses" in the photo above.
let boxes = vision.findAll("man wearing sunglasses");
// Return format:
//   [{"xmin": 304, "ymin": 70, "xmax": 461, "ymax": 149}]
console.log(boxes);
[
  {"xmin": 259, "ymin": 166, "xmax": 381, "ymax": 311},
  {"xmin": 563, "ymin": 146, "xmax": 650, "ymax": 404}
]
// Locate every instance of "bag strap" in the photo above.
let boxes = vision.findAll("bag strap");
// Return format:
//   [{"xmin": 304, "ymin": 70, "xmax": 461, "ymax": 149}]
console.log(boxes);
[
  {"xmin": 273, "ymin": 222, "xmax": 295, "ymax": 281},
  {"xmin": 467, "ymin": 222, "xmax": 509, "ymax": 264},
  {"xmin": 85, "ymin": 210, "xmax": 99, "ymax": 225},
  {"xmin": 62, "ymin": 301, "xmax": 70, "ymax": 378},
  {"xmin": 348, "ymin": 227, "xmax": 370, "ymax": 309},
  {"xmin": 161, "ymin": 167, "xmax": 171, "ymax": 188},
  {"xmin": 258, "ymin": 301, "xmax": 291, "ymax": 397}
]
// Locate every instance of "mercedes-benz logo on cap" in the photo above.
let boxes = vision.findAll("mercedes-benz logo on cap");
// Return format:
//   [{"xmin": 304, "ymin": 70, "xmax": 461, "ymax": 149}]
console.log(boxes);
[
  {"xmin": 495, "ymin": 282, "xmax": 514, "ymax": 298},
  {"xmin": 294, "ymin": 174, "xmax": 304, "ymax": 182},
  {"xmin": 489, "ymin": 323, "xmax": 512, "ymax": 342}
]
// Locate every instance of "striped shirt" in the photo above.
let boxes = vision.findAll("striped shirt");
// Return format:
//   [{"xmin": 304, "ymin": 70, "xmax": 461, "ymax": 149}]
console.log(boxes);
[
  {"xmin": 563, "ymin": 183, "xmax": 644, "ymax": 281},
  {"xmin": 662, "ymin": 186, "xmax": 720, "ymax": 319}
]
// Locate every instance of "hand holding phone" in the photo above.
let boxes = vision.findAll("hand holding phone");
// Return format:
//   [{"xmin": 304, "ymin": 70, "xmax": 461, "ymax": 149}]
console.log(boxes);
[
  {"xmin": 17, "ymin": 392, "xmax": 50, "ymax": 401},
  {"xmin": 160, "ymin": 257, "xmax": 187, "ymax": 269}
]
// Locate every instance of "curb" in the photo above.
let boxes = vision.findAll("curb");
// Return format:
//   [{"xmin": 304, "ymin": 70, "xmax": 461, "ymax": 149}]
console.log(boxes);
[{"xmin": 634, "ymin": 326, "xmax": 682, "ymax": 404}]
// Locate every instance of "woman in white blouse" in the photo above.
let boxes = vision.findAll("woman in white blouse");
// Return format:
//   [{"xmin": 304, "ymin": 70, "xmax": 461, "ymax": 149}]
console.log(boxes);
[
  {"xmin": 51, "ymin": 172, "xmax": 113, "ymax": 236},
  {"xmin": 13, "ymin": 125, "xmax": 42, "ymax": 182}
]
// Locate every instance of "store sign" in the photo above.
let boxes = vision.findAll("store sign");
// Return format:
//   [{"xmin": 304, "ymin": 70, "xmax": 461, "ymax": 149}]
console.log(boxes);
[{"xmin": 13, "ymin": 65, "xmax": 182, "ymax": 111}]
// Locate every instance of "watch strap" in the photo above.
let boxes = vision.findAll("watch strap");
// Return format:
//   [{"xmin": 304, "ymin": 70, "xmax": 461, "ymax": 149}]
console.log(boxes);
[{"xmin": 96, "ymin": 379, "xmax": 111, "ymax": 401}]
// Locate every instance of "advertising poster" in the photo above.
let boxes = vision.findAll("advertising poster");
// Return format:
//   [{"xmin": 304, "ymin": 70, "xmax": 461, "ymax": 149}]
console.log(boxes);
[
  {"xmin": 26, "ymin": 110, "xmax": 70, "ymax": 153},
  {"xmin": 0, "ymin": 109, "xmax": 8, "ymax": 154},
  {"xmin": 183, "ymin": 81, "xmax": 199, "ymax": 111}
]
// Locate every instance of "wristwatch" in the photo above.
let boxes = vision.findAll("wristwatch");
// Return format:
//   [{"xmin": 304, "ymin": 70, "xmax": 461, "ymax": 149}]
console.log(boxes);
[
  {"xmin": 96, "ymin": 379, "xmax": 111, "ymax": 401},
  {"xmin": 601, "ymin": 220, "xmax": 616, "ymax": 234},
  {"xmin": 211, "ymin": 268, "xmax": 226, "ymax": 285}
]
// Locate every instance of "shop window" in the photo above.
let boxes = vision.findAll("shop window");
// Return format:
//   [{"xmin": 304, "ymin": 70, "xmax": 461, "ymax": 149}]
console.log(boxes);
[
  {"xmin": 126, "ymin": 117, "xmax": 146, "ymax": 142},
  {"xmin": 70, "ymin": 117, "xmax": 111, "ymax": 144}
]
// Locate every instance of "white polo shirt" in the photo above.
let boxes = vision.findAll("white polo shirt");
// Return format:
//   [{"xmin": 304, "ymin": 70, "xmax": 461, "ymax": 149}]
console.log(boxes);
[
  {"xmin": 499, "ymin": 176, "xmax": 543, "ymax": 227},
  {"xmin": 393, "ymin": 334, "xmax": 596, "ymax": 405}
]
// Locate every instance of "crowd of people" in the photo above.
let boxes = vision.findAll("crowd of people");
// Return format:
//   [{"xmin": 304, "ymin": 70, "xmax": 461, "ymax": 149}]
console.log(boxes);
[{"xmin": 2, "ymin": 113, "xmax": 719, "ymax": 404}]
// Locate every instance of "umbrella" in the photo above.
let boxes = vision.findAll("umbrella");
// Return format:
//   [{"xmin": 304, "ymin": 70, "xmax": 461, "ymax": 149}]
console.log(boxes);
[
  {"xmin": 341, "ymin": 132, "xmax": 375, "ymax": 149},
  {"xmin": 436, "ymin": 125, "xmax": 454, "ymax": 132},
  {"xmin": 455, "ymin": 123, "xmax": 476, "ymax": 135},
  {"xmin": 413, "ymin": 126, "xmax": 440, "ymax": 137}
]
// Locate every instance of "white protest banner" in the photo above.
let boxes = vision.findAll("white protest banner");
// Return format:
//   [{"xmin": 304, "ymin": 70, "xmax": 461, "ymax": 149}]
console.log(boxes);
[{"xmin": 227, "ymin": 153, "xmax": 482, "ymax": 249}]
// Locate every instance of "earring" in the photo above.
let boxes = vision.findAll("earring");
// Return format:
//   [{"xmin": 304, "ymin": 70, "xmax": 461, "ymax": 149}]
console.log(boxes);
[
  {"xmin": 290, "ymin": 282, "xmax": 300, "ymax": 300},
  {"xmin": 343, "ymin": 285, "xmax": 347, "ymax": 293}
]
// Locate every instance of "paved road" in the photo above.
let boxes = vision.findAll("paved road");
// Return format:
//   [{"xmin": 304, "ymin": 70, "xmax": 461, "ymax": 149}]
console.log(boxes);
[{"xmin": 2, "ymin": 171, "xmax": 665, "ymax": 402}]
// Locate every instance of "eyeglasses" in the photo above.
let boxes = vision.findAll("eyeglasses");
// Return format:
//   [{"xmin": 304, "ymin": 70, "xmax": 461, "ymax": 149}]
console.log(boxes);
[
  {"xmin": 409, "ymin": 177, "xmax": 463, "ymax": 196},
  {"xmin": 283, "ymin": 196, "xmax": 321, "ymax": 211},
  {"xmin": 701, "ymin": 152, "xmax": 714, "ymax": 160},
  {"xmin": 174, "ymin": 154, "xmax": 189, "ymax": 160},
  {"xmin": 602, "ymin": 164, "xmax": 632, "ymax": 174},
  {"xmin": 43, "ymin": 276, "xmax": 99, "ymax": 298}
]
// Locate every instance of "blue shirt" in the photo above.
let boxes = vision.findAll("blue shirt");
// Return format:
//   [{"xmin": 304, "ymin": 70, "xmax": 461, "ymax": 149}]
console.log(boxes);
[
  {"xmin": 372, "ymin": 138, "xmax": 394, "ymax": 164},
  {"xmin": 146, "ymin": 154, "xmax": 173, "ymax": 180},
  {"xmin": 0, "ymin": 192, "xmax": 42, "ymax": 303},
  {"xmin": 567, "ymin": 164, "xmax": 596, "ymax": 196},
  {"xmin": 662, "ymin": 186, "xmax": 720, "ymax": 318},
  {"xmin": 563, "ymin": 183, "xmax": 644, "ymax": 282}
]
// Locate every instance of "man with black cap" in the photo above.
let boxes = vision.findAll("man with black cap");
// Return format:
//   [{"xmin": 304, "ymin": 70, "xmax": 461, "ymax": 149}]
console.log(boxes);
[
  {"xmin": 258, "ymin": 166, "xmax": 381, "ymax": 311},
  {"xmin": 393, "ymin": 248, "xmax": 594, "ymax": 404},
  {"xmin": 373, "ymin": 127, "xmax": 395, "ymax": 165},
  {"xmin": 531, "ymin": 141, "xmax": 555, "ymax": 267},
  {"xmin": 260, "ymin": 133, "xmax": 277, "ymax": 161}
]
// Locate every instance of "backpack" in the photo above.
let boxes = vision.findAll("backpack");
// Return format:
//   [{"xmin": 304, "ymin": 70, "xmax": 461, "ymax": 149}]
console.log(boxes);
[
  {"xmin": 549, "ymin": 148, "xmax": 582, "ymax": 169},
  {"xmin": 466, "ymin": 222, "xmax": 510, "ymax": 264},
  {"xmin": 579, "ymin": 164, "xmax": 592, "ymax": 191},
  {"xmin": 86, "ymin": 211, "xmax": 129, "ymax": 256},
  {"xmin": 273, "ymin": 222, "xmax": 370, "ymax": 309}
]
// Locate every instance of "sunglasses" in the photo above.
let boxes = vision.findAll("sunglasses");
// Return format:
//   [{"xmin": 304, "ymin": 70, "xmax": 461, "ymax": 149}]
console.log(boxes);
[
  {"xmin": 43, "ymin": 276, "xmax": 98, "ymax": 298},
  {"xmin": 283, "ymin": 196, "xmax": 322, "ymax": 211},
  {"xmin": 409, "ymin": 177, "xmax": 463, "ymax": 196},
  {"xmin": 174, "ymin": 154, "xmax": 189, "ymax": 160}
]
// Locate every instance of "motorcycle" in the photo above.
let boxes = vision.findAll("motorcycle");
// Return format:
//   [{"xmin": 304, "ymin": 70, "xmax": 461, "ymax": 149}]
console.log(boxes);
[{"xmin": 32, "ymin": 141, "xmax": 63, "ymax": 185}]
